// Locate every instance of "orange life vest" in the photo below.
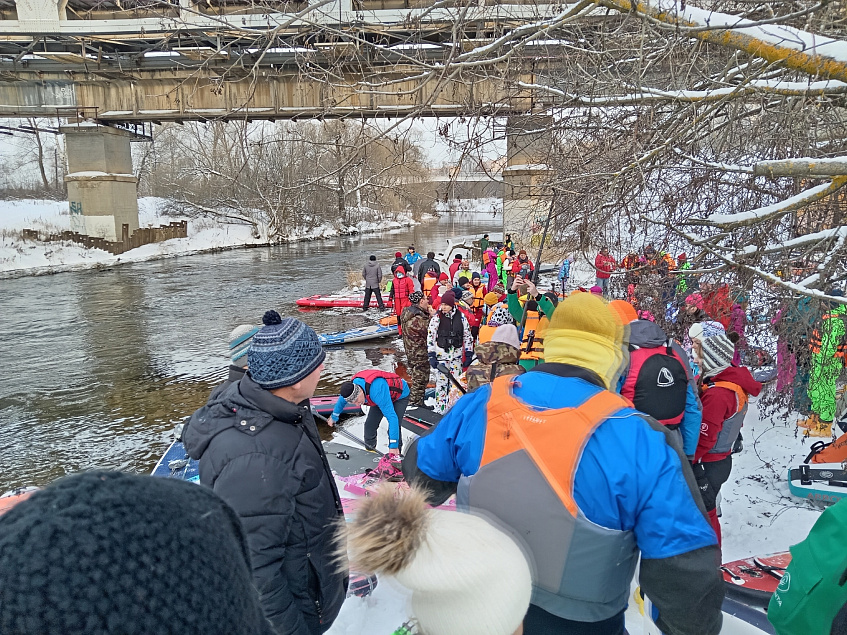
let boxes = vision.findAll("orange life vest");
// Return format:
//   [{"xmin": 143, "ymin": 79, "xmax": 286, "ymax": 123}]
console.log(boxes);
[
  {"xmin": 481, "ymin": 376, "xmax": 631, "ymax": 515},
  {"xmin": 423, "ymin": 276, "xmax": 438, "ymax": 294},
  {"xmin": 520, "ymin": 312, "xmax": 548, "ymax": 361},
  {"xmin": 471, "ymin": 284, "xmax": 485, "ymax": 311},
  {"xmin": 478, "ymin": 324, "xmax": 496, "ymax": 343}
]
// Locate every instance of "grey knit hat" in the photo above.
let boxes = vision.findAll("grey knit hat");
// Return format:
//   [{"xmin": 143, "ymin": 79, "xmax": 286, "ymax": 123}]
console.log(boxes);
[
  {"xmin": 248, "ymin": 313, "xmax": 325, "ymax": 389},
  {"xmin": 699, "ymin": 332, "xmax": 735, "ymax": 377},
  {"xmin": 229, "ymin": 324, "xmax": 260, "ymax": 368}
]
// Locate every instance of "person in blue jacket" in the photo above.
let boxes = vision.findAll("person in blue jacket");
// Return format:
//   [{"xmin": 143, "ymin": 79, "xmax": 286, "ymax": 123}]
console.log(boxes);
[
  {"xmin": 330, "ymin": 369, "xmax": 410, "ymax": 455},
  {"xmin": 404, "ymin": 245, "xmax": 422, "ymax": 266},
  {"xmin": 402, "ymin": 292, "xmax": 723, "ymax": 635}
]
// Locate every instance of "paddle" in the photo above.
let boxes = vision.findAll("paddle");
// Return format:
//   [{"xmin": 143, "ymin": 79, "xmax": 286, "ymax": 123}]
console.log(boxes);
[{"xmin": 437, "ymin": 362, "xmax": 467, "ymax": 395}]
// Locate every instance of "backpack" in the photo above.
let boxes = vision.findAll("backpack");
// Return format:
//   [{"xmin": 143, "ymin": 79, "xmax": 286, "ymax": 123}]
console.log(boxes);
[
  {"xmin": 483, "ymin": 251, "xmax": 491, "ymax": 266},
  {"xmin": 621, "ymin": 342, "xmax": 689, "ymax": 425},
  {"xmin": 768, "ymin": 498, "xmax": 847, "ymax": 635}
]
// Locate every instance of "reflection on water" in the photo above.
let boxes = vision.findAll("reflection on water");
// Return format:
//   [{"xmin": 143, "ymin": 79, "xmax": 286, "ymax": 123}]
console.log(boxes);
[{"xmin": 0, "ymin": 214, "xmax": 496, "ymax": 491}]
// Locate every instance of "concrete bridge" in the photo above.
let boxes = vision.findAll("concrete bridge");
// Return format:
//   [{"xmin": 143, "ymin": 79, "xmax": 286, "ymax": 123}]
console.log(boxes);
[{"xmin": 0, "ymin": 0, "xmax": 585, "ymax": 242}]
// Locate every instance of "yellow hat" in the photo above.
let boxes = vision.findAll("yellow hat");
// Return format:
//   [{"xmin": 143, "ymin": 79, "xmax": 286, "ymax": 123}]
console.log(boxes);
[
  {"xmin": 544, "ymin": 293, "xmax": 628, "ymax": 389},
  {"xmin": 484, "ymin": 292, "xmax": 500, "ymax": 306}
]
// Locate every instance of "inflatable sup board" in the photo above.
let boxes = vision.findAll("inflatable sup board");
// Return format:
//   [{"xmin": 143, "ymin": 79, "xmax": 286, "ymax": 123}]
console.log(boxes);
[
  {"xmin": 297, "ymin": 294, "xmax": 393, "ymax": 309},
  {"xmin": 788, "ymin": 463, "xmax": 847, "ymax": 504},
  {"xmin": 721, "ymin": 552, "xmax": 790, "ymax": 608},
  {"xmin": 318, "ymin": 323, "xmax": 398, "ymax": 346}
]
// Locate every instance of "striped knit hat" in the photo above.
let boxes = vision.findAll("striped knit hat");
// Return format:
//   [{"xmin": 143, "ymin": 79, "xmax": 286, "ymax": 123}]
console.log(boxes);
[
  {"xmin": 699, "ymin": 332, "xmax": 735, "ymax": 378},
  {"xmin": 248, "ymin": 312, "xmax": 325, "ymax": 389},
  {"xmin": 229, "ymin": 324, "xmax": 260, "ymax": 368}
]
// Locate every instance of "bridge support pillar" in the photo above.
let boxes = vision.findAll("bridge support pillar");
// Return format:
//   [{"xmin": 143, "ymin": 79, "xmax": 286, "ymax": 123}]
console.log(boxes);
[
  {"xmin": 61, "ymin": 124, "xmax": 139, "ymax": 242},
  {"xmin": 502, "ymin": 115, "xmax": 554, "ymax": 249}
]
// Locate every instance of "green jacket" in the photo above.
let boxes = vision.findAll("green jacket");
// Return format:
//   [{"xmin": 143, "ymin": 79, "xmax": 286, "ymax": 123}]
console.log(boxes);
[{"xmin": 769, "ymin": 498, "xmax": 847, "ymax": 635}]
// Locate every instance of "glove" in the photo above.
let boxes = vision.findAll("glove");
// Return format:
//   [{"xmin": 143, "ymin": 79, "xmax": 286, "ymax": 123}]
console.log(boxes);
[
  {"xmin": 428, "ymin": 353, "xmax": 438, "ymax": 369},
  {"xmin": 462, "ymin": 351, "xmax": 473, "ymax": 371}
]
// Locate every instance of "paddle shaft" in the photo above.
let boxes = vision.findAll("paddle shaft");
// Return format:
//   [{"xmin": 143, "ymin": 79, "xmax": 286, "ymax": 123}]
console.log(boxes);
[
  {"xmin": 519, "ymin": 192, "xmax": 556, "ymax": 337},
  {"xmin": 311, "ymin": 409, "xmax": 384, "ymax": 456},
  {"xmin": 437, "ymin": 362, "xmax": 467, "ymax": 394}
]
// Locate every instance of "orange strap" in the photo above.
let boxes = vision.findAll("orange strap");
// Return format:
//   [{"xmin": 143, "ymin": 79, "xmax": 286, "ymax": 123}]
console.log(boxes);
[
  {"xmin": 706, "ymin": 380, "xmax": 748, "ymax": 414},
  {"xmin": 481, "ymin": 376, "xmax": 630, "ymax": 515}
]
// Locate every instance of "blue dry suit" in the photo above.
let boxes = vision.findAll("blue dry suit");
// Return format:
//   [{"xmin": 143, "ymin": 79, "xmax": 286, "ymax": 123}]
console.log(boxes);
[
  {"xmin": 616, "ymin": 319, "xmax": 702, "ymax": 458},
  {"xmin": 403, "ymin": 364, "xmax": 722, "ymax": 635},
  {"xmin": 558, "ymin": 259, "xmax": 571, "ymax": 281},
  {"xmin": 330, "ymin": 376, "xmax": 410, "ymax": 447}
]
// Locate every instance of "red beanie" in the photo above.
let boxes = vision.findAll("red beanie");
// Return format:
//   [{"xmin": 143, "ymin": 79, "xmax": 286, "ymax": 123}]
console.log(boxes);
[
  {"xmin": 395, "ymin": 252, "xmax": 403, "ymax": 258},
  {"xmin": 440, "ymin": 290, "xmax": 456, "ymax": 307},
  {"xmin": 439, "ymin": 272, "xmax": 449, "ymax": 281}
]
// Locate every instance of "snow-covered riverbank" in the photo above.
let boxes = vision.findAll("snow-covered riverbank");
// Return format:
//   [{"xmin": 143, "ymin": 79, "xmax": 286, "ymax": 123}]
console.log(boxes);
[{"xmin": 0, "ymin": 198, "xmax": 420, "ymax": 279}]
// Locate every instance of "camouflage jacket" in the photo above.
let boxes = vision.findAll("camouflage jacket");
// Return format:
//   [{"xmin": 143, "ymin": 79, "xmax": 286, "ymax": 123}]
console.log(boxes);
[
  {"xmin": 401, "ymin": 305, "xmax": 431, "ymax": 360},
  {"xmin": 466, "ymin": 340, "xmax": 524, "ymax": 391}
]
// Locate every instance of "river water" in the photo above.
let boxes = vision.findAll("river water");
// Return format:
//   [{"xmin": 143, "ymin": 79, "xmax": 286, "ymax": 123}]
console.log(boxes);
[{"xmin": 0, "ymin": 213, "xmax": 496, "ymax": 492}]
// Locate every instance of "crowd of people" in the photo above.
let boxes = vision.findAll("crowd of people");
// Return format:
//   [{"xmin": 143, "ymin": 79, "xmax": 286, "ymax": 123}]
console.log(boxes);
[{"xmin": 3, "ymin": 233, "xmax": 846, "ymax": 635}]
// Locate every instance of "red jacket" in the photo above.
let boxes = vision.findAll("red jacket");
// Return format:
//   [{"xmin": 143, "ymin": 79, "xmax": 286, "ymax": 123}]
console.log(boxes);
[
  {"xmin": 510, "ymin": 258, "xmax": 534, "ymax": 275},
  {"xmin": 594, "ymin": 253, "xmax": 617, "ymax": 279},
  {"xmin": 695, "ymin": 366, "xmax": 762, "ymax": 462},
  {"xmin": 392, "ymin": 275, "xmax": 416, "ymax": 316},
  {"xmin": 449, "ymin": 259, "xmax": 462, "ymax": 280}
]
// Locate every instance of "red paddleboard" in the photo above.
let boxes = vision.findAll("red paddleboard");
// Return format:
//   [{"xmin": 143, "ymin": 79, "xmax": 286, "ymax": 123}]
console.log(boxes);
[
  {"xmin": 0, "ymin": 488, "xmax": 38, "ymax": 516},
  {"xmin": 721, "ymin": 552, "xmax": 791, "ymax": 608},
  {"xmin": 310, "ymin": 394, "xmax": 360, "ymax": 416},
  {"xmin": 296, "ymin": 294, "xmax": 394, "ymax": 308}
]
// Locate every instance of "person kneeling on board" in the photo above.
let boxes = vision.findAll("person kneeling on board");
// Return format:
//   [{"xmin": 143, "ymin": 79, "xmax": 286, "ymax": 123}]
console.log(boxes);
[{"xmin": 330, "ymin": 369, "xmax": 410, "ymax": 457}]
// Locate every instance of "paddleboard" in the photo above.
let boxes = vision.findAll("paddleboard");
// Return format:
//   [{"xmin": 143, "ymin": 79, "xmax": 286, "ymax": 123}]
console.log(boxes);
[
  {"xmin": 721, "ymin": 552, "xmax": 790, "ymax": 608},
  {"xmin": 402, "ymin": 405, "xmax": 441, "ymax": 434},
  {"xmin": 0, "ymin": 487, "xmax": 38, "ymax": 516},
  {"xmin": 319, "ymin": 323, "xmax": 398, "ymax": 346},
  {"xmin": 151, "ymin": 440, "xmax": 200, "ymax": 482},
  {"xmin": 297, "ymin": 294, "xmax": 393, "ymax": 308},
  {"xmin": 788, "ymin": 463, "xmax": 847, "ymax": 504},
  {"xmin": 311, "ymin": 394, "xmax": 361, "ymax": 417},
  {"xmin": 324, "ymin": 441, "xmax": 381, "ymax": 477}
]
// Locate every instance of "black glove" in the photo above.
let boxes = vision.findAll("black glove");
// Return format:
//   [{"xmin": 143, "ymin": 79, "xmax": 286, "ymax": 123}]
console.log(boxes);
[
  {"xmin": 428, "ymin": 353, "xmax": 438, "ymax": 369},
  {"xmin": 462, "ymin": 351, "xmax": 473, "ymax": 371}
]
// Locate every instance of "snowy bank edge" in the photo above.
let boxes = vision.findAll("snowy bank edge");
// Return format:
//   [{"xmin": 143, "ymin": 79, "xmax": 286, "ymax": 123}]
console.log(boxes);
[{"xmin": 0, "ymin": 216, "xmax": 424, "ymax": 280}]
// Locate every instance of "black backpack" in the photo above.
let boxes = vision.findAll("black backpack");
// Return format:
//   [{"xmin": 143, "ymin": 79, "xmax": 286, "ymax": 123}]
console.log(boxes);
[{"xmin": 623, "ymin": 342, "xmax": 689, "ymax": 425}]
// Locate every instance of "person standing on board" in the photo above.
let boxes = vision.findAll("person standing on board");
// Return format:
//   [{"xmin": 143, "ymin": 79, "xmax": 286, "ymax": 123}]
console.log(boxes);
[
  {"xmin": 184, "ymin": 313, "xmax": 347, "ymax": 635},
  {"xmin": 594, "ymin": 247, "xmax": 617, "ymax": 296},
  {"xmin": 362, "ymin": 254, "xmax": 385, "ymax": 311}
]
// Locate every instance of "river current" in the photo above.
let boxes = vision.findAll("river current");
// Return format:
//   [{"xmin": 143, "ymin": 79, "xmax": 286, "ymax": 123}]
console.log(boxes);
[{"xmin": 0, "ymin": 212, "xmax": 496, "ymax": 491}]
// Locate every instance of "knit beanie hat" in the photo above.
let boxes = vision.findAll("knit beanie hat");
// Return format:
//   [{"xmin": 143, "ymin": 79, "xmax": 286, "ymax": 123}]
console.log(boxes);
[
  {"xmin": 229, "ymin": 324, "xmax": 260, "ymax": 368},
  {"xmin": 0, "ymin": 471, "xmax": 275, "ymax": 635},
  {"xmin": 395, "ymin": 252, "xmax": 403, "ymax": 258},
  {"xmin": 472, "ymin": 271, "xmax": 481, "ymax": 280},
  {"xmin": 439, "ymin": 272, "xmax": 449, "ymax": 282},
  {"xmin": 699, "ymin": 332, "xmax": 736, "ymax": 377},
  {"xmin": 490, "ymin": 324, "xmax": 521, "ymax": 350},
  {"xmin": 369, "ymin": 255, "xmax": 377, "ymax": 261},
  {"xmin": 458, "ymin": 276, "xmax": 469, "ymax": 287},
  {"xmin": 461, "ymin": 290, "xmax": 474, "ymax": 304},
  {"xmin": 484, "ymin": 292, "xmax": 500, "ymax": 306},
  {"xmin": 686, "ymin": 293, "xmax": 705, "ymax": 310},
  {"xmin": 340, "ymin": 381, "xmax": 363, "ymax": 403},
  {"xmin": 409, "ymin": 291, "xmax": 424, "ymax": 304},
  {"xmin": 608, "ymin": 299, "xmax": 638, "ymax": 325},
  {"xmin": 688, "ymin": 320, "xmax": 725, "ymax": 343},
  {"xmin": 248, "ymin": 312, "xmax": 325, "ymax": 389},
  {"xmin": 487, "ymin": 306, "xmax": 514, "ymax": 327},
  {"xmin": 344, "ymin": 487, "xmax": 532, "ymax": 635},
  {"xmin": 544, "ymin": 293, "xmax": 626, "ymax": 388},
  {"xmin": 440, "ymin": 291, "xmax": 456, "ymax": 308},
  {"xmin": 589, "ymin": 285, "xmax": 603, "ymax": 295}
]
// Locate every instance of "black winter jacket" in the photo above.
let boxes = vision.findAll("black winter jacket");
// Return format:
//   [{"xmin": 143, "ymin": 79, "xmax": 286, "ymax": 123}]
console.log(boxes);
[{"xmin": 183, "ymin": 375, "xmax": 347, "ymax": 635}]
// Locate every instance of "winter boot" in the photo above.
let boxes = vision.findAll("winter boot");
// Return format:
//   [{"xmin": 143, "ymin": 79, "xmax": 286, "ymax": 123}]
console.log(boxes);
[
  {"xmin": 806, "ymin": 419, "xmax": 834, "ymax": 438},
  {"xmin": 797, "ymin": 414, "xmax": 819, "ymax": 430}
]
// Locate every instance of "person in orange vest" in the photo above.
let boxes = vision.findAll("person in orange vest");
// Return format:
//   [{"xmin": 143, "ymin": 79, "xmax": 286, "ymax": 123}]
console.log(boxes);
[
  {"xmin": 469, "ymin": 272, "xmax": 486, "ymax": 324},
  {"xmin": 421, "ymin": 269, "xmax": 439, "ymax": 297},
  {"xmin": 507, "ymin": 275, "xmax": 557, "ymax": 370},
  {"xmin": 692, "ymin": 331, "xmax": 762, "ymax": 546},
  {"xmin": 330, "ymin": 369, "xmax": 410, "ymax": 456},
  {"xmin": 402, "ymin": 292, "xmax": 723, "ymax": 635}
]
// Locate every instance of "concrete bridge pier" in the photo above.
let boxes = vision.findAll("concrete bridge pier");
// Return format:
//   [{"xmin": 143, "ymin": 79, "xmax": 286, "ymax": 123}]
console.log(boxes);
[
  {"xmin": 61, "ymin": 124, "xmax": 139, "ymax": 242},
  {"xmin": 502, "ymin": 115, "xmax": 554, "ymax": 249}
]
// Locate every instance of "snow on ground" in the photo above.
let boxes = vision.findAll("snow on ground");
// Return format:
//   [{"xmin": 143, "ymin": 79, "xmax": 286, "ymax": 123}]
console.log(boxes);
[
  {"xmin": 0, "ymin": 198, "xmax": 418, "ymax": 278},
  {"xmin": 326, "ymin": 386, "xmax": 827, "ymax": 633}
]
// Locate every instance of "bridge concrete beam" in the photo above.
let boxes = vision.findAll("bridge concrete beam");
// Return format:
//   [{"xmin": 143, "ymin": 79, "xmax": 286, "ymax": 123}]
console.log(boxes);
[{"xmin": 62, "ymin": 123, "xmax": 139, "ymax": 241}]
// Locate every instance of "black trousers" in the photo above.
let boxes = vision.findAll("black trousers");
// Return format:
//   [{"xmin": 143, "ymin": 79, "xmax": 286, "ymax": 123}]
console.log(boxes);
[
  {"xmin": 524, "ymin": 604, "xmax": 625, "ymax": 635},
  {"xmin": 692, "ymin": 455, "xmax": 732, "ymax": 512},
  {"xmin": 363, "ymin": 396, "xmax": 409, "ymax": 452},
  {"xmin": 362, "ymin": 287, "xmax": 385, "ymax": 310}
]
